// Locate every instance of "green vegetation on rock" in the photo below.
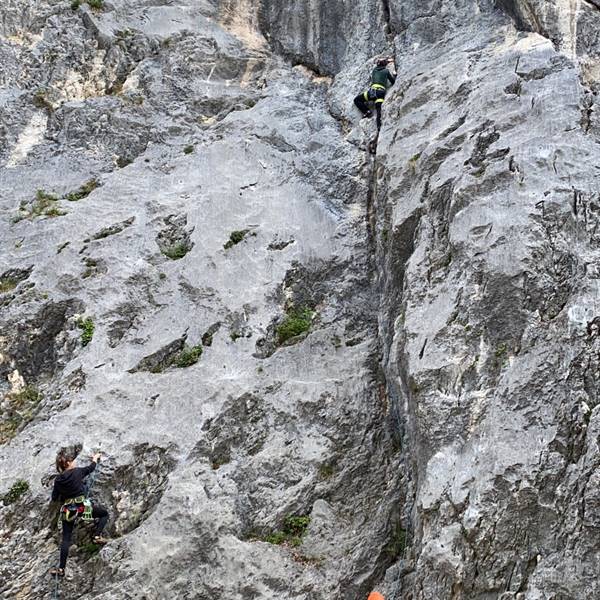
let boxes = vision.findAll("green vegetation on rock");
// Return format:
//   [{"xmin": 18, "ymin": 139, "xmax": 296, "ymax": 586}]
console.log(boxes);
[
  {"xmin": 0, "ymin": 277, "xmax": 17, "ymax": 293},
  {"xmin": 277, "ymin": 307, "xmax": 314, "ymax": 345},
  {"xmin": 162, "ymin": 242, "xmax": 190, "ymax": 260},
  {"xmin": 2, "ymin": 480, "xmax": 29, "ymax": 505},
  {"xmin": 65, "ymin": 179, "xmax": 99, "ymax": 202},
  {"xmin": 77, "ymin": 317, "xmax": 95, "ymax": 346},
  {"xmin": 224, "ymin": 230, "xmax": 249, "ymax": 250},
  {"xmin": 318, "ymin": 463, "xmax": 335, "ymax": 479},
  {"xmin": 263, "ymin": 515, "xmax": 311, "ymax": 547},
  {"xmin": 15, "ymin": 190, "xmax": 66, "ymax": 221},
  {"xmin": 33, "ymin": 88, "xmax": 53, "ymax": 112},
  {"xmin": 175, "ymin": 345, "xmax": 203, "ymax": 368},
  {"xmin": 81, "ymin": 542, "xmax": 101, "ymax": 556}
]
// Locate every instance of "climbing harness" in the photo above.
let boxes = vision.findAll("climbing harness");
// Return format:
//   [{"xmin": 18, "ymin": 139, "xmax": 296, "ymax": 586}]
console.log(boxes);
[
  {"xmin": 59, "ymin": 496, "xmax": 94, "ymax": 523},
  {"xmin": 365, "ymin": 83, "xmax": 387, "ymax": 103}
]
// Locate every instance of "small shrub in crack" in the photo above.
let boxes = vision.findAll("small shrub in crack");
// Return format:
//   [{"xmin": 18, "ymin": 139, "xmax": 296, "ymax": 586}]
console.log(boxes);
[
  {"xmin": 0, "ymin": 277, "xmax": 17, "ymax": 294},
  {"xmin": 86, "ymin": 0, "xmax": 104, "ymax": 9},
  {"xmin": 318, "ymin": 463, "xmax": 335, "ymax": 479},
  {"xmin": 0, "ymin": 387, "xmax": 42, "ymax": 444},
  {"xmin": 148, "ymin": 344, "xmax": 203, "ymax": 374},
  {"xmin": 81, "ymin": 542, "xmax": 101, "ymax": 556},
  {"xmin": 0, "ymin": 267, "xmax": 32, "ymax": 295},
  {"xmin": 161, "ymin": 242, "xmax": 190, "ymax": 260},
  {"xmin": 175, "ymin": 345, "xmax": 203, "ymax": 368},
  {"xmin": 77, "ymin": 317, "xmax": 95, "ymax": 346},
  {"xmin": 183, "ymin": 145, "xmax": 195, "ymax": 155},
  {"xmin": 14, "ymin": 190, "xmax": 66, "ymax": 221},
  {"xmin": 2, "ymin": 479, "xmax": 29, "ymax": 505},
  {"xmin": 262, "ymin": 515, "xmax": 311, "ymax": 547},
  {"xmin": 116, "ymin": 156, "xmax": 133, "ymax": 168},
  {"xmin": 157, "ymin": 214, "xmax": 194, "ymax": 260},
  {"xmin": 33, "ymin": 89, "xmax": 54, "ymax": 112},
  {"xmin": 65, "ymin": 179, "xmax": 100, "ymax": 202},
  {"xmin": 277, "ymin": 307, "xmax": 314, "ymax": 345},
  {"xmin": 224, "ymin": 229, "xmax": 250, "ymax": 250}
]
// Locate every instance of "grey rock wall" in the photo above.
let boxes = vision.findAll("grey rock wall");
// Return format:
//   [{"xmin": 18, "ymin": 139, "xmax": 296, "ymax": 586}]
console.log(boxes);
[{"xmin": 1, "ymin": 0, "xmax": 599, "ymax": 599}]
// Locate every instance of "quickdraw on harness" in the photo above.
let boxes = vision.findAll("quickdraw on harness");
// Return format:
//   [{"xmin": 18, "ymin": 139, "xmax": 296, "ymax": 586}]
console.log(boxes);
[
  {"xmin": 365, "ymin": 83, "xmax": 386, "ymax": 104},
  {"xmin": 59, "ymin": 495, "xmax": 93, "ymax": 523},
  {"xmin": 57, "ymin": 463, "xmax": 99, "ymax": 526}
]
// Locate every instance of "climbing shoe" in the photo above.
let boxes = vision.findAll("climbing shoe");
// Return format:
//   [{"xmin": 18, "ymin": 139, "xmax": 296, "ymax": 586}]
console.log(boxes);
[
  {"xmin": 92, "ymin": 535, "xmax": 109, "ymax": 545},
  {"xmin": 363, "ymin": 110, "xmax": 373, "ymax": 118},
  {"xmin": 49, "ymin": 567, "xmax": 65, "ymax": 578}
]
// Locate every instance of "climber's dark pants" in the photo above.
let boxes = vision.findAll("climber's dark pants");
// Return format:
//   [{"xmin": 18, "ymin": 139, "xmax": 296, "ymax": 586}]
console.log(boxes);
[
  {"xmin": 354, "ymin": 88, "xmax": 386, "ymax": 130},
  {"xmin": 354, "ymin": 91, "xmax": 371, "ymax": 115},
  {"xmin": 59, "ymin": 505, "xmax": 108, "ymax": 569}
]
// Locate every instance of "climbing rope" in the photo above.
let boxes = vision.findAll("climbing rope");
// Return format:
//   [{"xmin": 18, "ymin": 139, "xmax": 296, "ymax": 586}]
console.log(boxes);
[{"xmin": 52, "ymin": 568, "xmax": 60, "ymax": 600}]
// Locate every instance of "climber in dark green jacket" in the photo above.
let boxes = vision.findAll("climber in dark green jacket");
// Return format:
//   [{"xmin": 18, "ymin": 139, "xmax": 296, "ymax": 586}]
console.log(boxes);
[{"xmin": 354, "ymin": 58, "xmax": 396, "ymax": 130}]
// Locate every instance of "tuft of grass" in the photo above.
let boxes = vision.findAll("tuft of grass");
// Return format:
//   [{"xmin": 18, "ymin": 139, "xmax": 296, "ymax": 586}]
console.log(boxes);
[
  {"xmin": 264, "ymin": 515, "xmax": 311, "ymax": 547},
  {"xmin": 183, "ymin": 145, "xmax": 195, "ymax": 155},
  {"xmin": 495, "ymin": 343, "xmax": 508, "ymax": 358},
  {"xmin": 0, "ymin": 278, "xmax": 18, "ymax": 293},
  {"xmin": 277, "ymin": 307, "xmax": 314, "ymax": 345},
  {"xmin": 44, "ymin": 206, "xmax": 66, "ymax": 218},
  {"xmin": 408, "ymin": 153, "xmax": 421, "ymax": 172},
  {"xmin": 71, "ymin": 0, "xmax": 81, "ymax": 9},
  {"xmin": 65, "ymin": 179, "xmax": 99, "ymax": 202},
  {"xmin": 224, "ymin": 229, "xmax": 249, "ymax": 250},
  {"xmin": 2, "ymin": 480, "xmax": 29, "ymax": 505},
  {"xmin": 81, "ymin": 542, "xmax": 101, "ymax": 556},
  {"xmin": 116, "ymin": 156, "xmax": 133, "ymax": 168},
  {"xmin": 162, "ymin": 243, "xmax": 189, "ymax": 260},
  {"xmin": 86, "ymin": 0, "xmax": 104, "ymax": 9},
  {"xmin": 77, "ymin": 317, "xmax": 95, "ymax": 346},
  {"xmin": 32, "ymin": 190, "xmax": 62, "ymax": 217},
  {"xmin": 33, "ymin": 89, "xmax": 53, "ymax": 112},
  {"xmin": 175, "ymin": 345, "xmax": 203, "ymax": 368},
  {"xmin": 318, "ymin": 463, "xmax": 335, "ymax": 479},
  {"xmin": 15, "ymin": 190, "xmax": 66, "ymax": 221}
]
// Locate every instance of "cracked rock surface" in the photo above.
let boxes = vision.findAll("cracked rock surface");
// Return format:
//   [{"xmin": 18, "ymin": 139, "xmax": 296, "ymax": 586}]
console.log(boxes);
[{"xmin": 1, "ymin": 1, "xmax": 600, "ymax": 599}]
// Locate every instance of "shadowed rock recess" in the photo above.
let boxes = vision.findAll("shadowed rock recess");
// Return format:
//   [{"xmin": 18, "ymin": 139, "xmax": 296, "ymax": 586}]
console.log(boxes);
[{"xmin": 1, "ymin": 0, "xmax": 600, "ymax": 598}]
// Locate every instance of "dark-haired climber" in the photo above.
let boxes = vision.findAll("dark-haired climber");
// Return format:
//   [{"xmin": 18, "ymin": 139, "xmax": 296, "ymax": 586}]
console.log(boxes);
[
  {"xmin": 354, "ymin": 58, "xmax": 396, "ymax": 130},
  {"xmin": 49, "ymin": 450, "xmax": 109, "ymax": 577}
]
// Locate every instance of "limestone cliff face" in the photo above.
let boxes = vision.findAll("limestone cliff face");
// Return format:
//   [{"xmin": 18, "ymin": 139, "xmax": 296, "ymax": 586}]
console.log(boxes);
[{"xmin": 1, "ymin": 1, "xmax": 599, "ymax": 599}]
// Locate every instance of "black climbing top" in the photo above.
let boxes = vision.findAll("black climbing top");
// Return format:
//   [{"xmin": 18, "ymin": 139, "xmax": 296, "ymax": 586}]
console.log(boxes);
[
  {"xmin": 371, "ymin": 66, "xmax": 395, "ymax": 87},
  {"xmin": 51, "ymin": 462, "xmax": 96, "ymax": 502}
]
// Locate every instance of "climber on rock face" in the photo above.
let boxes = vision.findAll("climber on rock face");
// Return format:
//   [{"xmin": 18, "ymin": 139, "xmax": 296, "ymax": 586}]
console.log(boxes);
[
  {"xmin": 49, "ymin": 450, "xmax": 109, "ymax": 578},
  {"xmin": 354, "ymin": 57, "xmax": 396, "ymax": 130}
]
